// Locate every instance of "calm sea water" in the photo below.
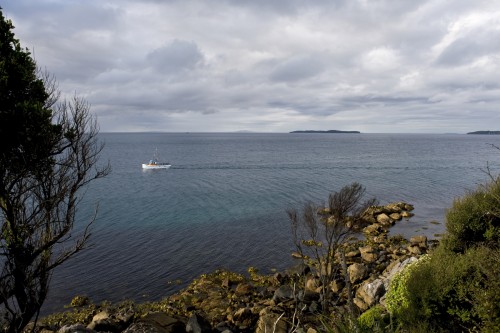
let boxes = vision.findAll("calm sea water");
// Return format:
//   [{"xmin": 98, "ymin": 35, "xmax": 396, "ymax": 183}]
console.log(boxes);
[{"xmin": 43, "ymin": 133, "xmax": 500, "ymax": 314}]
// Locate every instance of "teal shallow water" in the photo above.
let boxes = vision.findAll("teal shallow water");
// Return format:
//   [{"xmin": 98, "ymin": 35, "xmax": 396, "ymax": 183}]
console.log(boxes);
[{"xmin": 44, "ymin": 133, "xmax": 500, "ymax": 314}]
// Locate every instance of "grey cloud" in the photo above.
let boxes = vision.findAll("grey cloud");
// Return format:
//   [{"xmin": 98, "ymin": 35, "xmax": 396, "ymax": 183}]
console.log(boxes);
[
  {"xmin": 341, "ymin": 95, "xmax": 436, "ymax": 106},
  {"xmin": 436, "ymin": 30, "xmax": 500, "ymax": 66},
  {"xmin": 220, "ymin": 0, "xmax": 346, "ymax": 15},
  {"xmin": 146, "ymin": 40, "xmax": 204, "ymax": 74},
  {"xmin": 3, "ymin": 0, "xmax": 500, "ymax": 133},
  {"xmin": 269, "ymin": 54, "xmax": 326, "ymax": 82}
]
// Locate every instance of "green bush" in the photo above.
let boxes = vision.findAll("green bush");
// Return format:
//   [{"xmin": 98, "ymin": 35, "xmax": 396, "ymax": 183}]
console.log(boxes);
[
  {"xmin": 385, "ymin": 256, "xmax": 431, "ymax": 319},
  {"xmin": 387, "ymin": 177, "xmax": 500, "ymax": 332},
  {"xmin": 357, "ymin": 305, "xmax": 389, "ymax": 332},
  {"xmin": 444, "ymin": 177, "xmax": 500, "ymax": 252},
  {"xmin": 396, "ymin": 246, "xmax": 500, "ymax": 332}
]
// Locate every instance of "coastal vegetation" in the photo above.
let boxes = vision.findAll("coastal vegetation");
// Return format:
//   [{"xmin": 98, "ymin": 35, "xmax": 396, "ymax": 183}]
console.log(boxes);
[{"xmin": 0, "ymin": 9, "xmax": 110, "ymax": 332}]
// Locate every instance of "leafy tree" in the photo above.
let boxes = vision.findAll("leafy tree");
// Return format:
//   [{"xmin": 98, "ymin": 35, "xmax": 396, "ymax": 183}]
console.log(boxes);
[{"xmin": 0, "ymin": 9, "xmax": 110, "ymax": 332}]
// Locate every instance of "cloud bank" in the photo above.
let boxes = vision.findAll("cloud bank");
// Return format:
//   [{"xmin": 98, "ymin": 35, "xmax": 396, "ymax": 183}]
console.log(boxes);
[{"xmin": 3, "ymin": 0, "xmax": 500, "ymax": 133}]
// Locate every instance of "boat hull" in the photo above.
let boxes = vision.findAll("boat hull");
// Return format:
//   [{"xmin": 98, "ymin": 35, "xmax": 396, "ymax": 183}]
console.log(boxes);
[{"xmin": 142, "ymin": 163, "xmax": 171, "ymax": 169}]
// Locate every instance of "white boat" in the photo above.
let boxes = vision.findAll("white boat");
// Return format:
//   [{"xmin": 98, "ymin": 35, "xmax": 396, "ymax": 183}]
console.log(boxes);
[{"xmin": 142, "ymin": 149, "xmax": 171, "ymax": 169}]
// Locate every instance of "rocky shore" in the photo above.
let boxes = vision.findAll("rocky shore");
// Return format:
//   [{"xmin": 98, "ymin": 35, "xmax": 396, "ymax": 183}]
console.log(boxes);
[{"xmin": 37, "ymin": 202, "xmax": 437, "ymax": 333}]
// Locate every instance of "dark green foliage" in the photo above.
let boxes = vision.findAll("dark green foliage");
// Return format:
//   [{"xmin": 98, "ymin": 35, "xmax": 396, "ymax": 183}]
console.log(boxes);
[
  {"xmin": 0, "ymin": 9, "xmax": 110, "ymax": 333},
  {"xmin": 444, "ymin": 177, "xmax": 500, "ymax": 253},
  {"xmin": 0, "ymin": 9, "xmax": 62, "ymax": 176},
  {"xmin": 357, "ymin": 305, "xmax": 390, "ymax": 332},
  {"xmin": 391, "ymin": 176, "xmax": 500, "ymax": 332},
  {"xmin": 398, "ymin": 246, "xmax": 500, "ymax": 332}
]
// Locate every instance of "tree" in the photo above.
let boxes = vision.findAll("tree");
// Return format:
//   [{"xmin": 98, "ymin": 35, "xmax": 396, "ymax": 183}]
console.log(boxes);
[
  {"xmin": 0, "ymin": 9, "xmax": 110, "ymax": 332},
  {"xmin": 287, "ymin": 182, "xmax": 377, "ymax": 312}
]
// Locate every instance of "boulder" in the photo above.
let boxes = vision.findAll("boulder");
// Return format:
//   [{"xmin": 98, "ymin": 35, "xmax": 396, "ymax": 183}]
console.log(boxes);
[
  {"xmin": 256, "ymin": 310, "xmax": 287, "ymax": 333},
  {"xmin": 345, "ymin": 249, "xmax": 360, "ymax": 258},
  {"xmin": 124, "ymin": 313, "xmax": 185, "ymax": 333},
  {"xmin": 348, "ymin": 263, "xmax": 368, "ymax": 284},
  {"xmin": 410, "ymin": 235, "xmax": 428, "ymax": 248},
  {"xmin": 58, "ymin": 324, "xmax": 95, "ymax": 333},
  {"xmin": 305, "ymin": 276, "xmax": 321, "ymax": 291},
  {"xmin": 401, "ymin": 211, "xmax": 414, "ymax": 218},
  {"xmin": 235, "ymin": 282, "xmax": 253, "ymax": 296},
  {"xmin": 382, "ymin": 257, "xmax": 418, "ymax": 290},
  {"xmin": 364, "ymin": 206, "xmax": 385, "ymax": 216},
  {"xmin": 363, "ymin": 224, "xmax": 383, "ymax": 235},
  {"xmin": 362, "ymin": 214, "xmax": 377, "ymax": 224},
  {"xmin": 407, "ymin": 245, "xmax": 422, "ymax": 255},
  {"xmin": 272, "ymin": 285, "xmax": 294, "ymax": 303},
  {"xmin": 404, "ymin": 203, "xmax": 415, "ymax": 211},
  {"xmin": 353, "ymin": 297, "xmax": 369, "ymax": 312},
  {"xmin": 231, "ymin": 307, "xmax": 256, "ymax": 327},
  {"xmin": 91, "ymin": 311, "xmax": 110, "ymax": 323},
  {"xmin": 330, "ymin": 279, "xmax": 345, "ymax": 294},
  {"xmin": 372, "ymin": 235, "xmax": 387, "ymax": 244},
  {"xmin": 376, "ymin": 213, "xmax": 393, "ymax": 226},
  {"xmin": 357, "ymin": 279, "xmax": 385, "ymax": 307},
  {"xmin": 359, "ymin": 246, "xmax": 378, "ymax": 263},
  {"xmin": 186, "ymin": 313, "xmax": 212, "ymax": 333},
  {"xmin": 87, "ymin": 310, "xmax": 133, "ymax": 332},
  {"xmin": 384, "ymin": 203, "xmax": 403, "ymax": 213},
  {"xmin": 389, "ymin": 213, "xmax": 402, "ymax": 221}
]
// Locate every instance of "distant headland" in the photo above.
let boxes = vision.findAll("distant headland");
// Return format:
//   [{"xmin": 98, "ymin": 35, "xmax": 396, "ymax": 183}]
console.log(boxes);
[
  {"xmin": 290, "ymin": 130, "xmax": 361, "ymax": 134},
  {"xmin": 467, "ymin": 131, "xmax": 500, "ymax": 135}
]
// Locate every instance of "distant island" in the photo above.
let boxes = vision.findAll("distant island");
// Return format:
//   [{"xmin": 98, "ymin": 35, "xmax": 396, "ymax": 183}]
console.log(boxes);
[
  {"xmin": 467, "ymin": 131, "xmax": 500, "ymax": 135},
  {"xmin": 290, "ymin": 130, "xmax": 361, "ymax": 134}
]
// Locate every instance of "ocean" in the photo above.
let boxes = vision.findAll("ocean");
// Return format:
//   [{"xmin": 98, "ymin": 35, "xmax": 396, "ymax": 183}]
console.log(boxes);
[{"xmin": 43, "ymin": 132, "xmax": 500, "ymax": 314}]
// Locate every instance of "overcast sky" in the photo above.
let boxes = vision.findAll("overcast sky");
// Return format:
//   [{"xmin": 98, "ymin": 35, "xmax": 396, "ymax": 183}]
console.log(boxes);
[{"xmin": 3, "ymin": 0, "xmax": 500, "ymax": 133}]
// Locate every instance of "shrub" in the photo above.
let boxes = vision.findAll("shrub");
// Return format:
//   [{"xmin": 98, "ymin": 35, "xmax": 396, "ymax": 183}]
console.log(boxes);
[
  {"xmin": 385, "ymin": 255, "xmax": 430, "ymax": 318},
  {"xmin": 395, "ymin": 246, "xmax": 500, "ymax": 332},
  {"xmin": 357, "ymin": 305, "xmax": 389, "ymax": 332},
  {"xmin": 444, "ymin": 177, "xmax": 500, "ymax": 252}
]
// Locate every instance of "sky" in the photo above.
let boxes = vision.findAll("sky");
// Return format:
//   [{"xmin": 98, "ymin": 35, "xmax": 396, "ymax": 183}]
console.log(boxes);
[{"xmin": 2, "ymin": 0, "xmax": 500, "ymax": 133}]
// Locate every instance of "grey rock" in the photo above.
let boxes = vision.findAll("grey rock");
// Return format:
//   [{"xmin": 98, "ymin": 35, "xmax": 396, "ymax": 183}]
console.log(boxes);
[
  {"xmin": 186, "ymin": 313, "xmax": 211, "ymax": 333},
  {"xmin": 272, "ymin": 285, "xmax": 294, "ymax": 303},
  {"xmin": 58, "ymin": 324, "xmax": 95, "ymax": 333},
  {"xmin": 124, "ymin": 313, "xmax": 185, "ymax": 333}
]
